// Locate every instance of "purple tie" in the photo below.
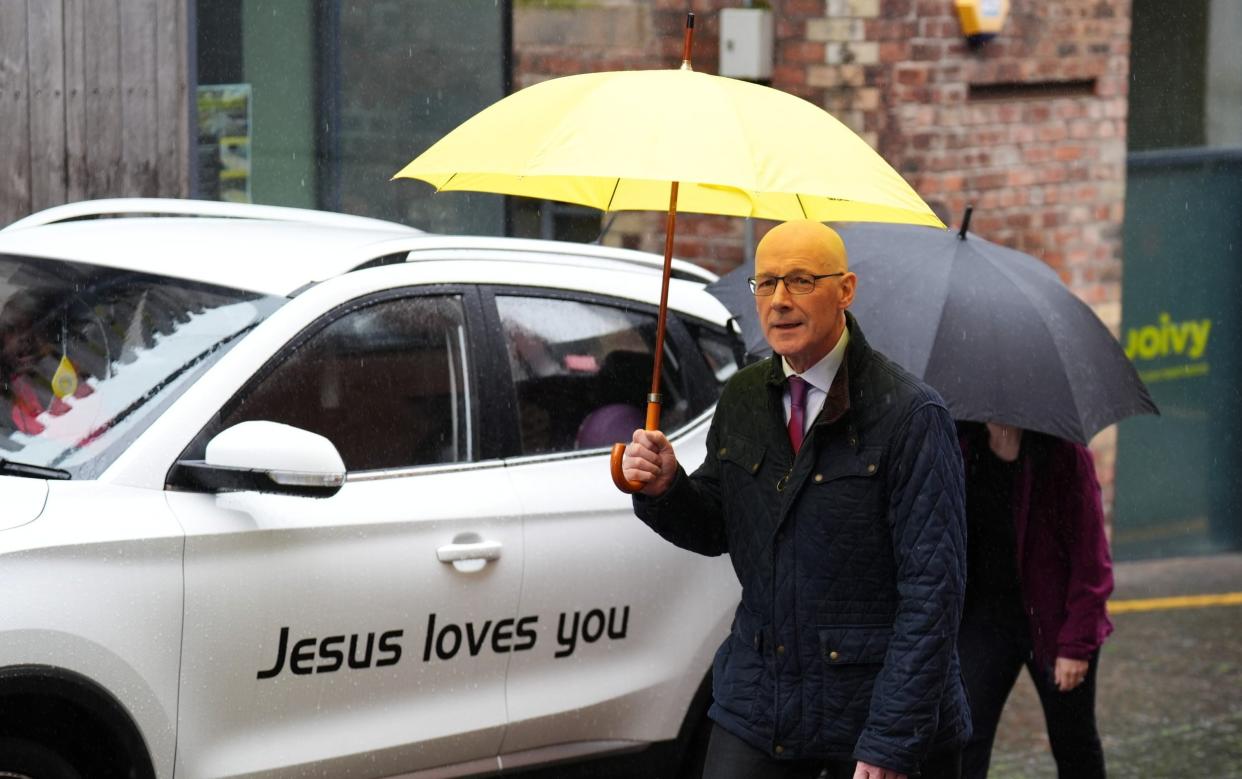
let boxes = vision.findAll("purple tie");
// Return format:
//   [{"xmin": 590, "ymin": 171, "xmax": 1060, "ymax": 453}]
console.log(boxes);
[{"xmin": 788, "ymin": 376, "xmax": 808, "ymax": 453}]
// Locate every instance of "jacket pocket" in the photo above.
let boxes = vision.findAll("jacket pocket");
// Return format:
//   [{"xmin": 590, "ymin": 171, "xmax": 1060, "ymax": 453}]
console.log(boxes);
[
  {"xmin": 716, "ymin": 435, "xmax": 771, "ymax": 517},
  {"xmin": 812, "ymin": 445, "xmax": 884, "ymax": 484},
  {"xmin": 716, "ymin": 434, "xmax": 766, "ymax": 477},
  {"xmin": 713, "ymin": 607, "xmax": 768, "ymax": 725},
  {"xmin": 813, "ymin": 624, "xmax": 893, "ymax": 747},
  {"xmin": 819, "ymin": 623, "xmax": 892, "ymax": 665},
  {"xmin": 804, "ymin": 445, "xmax": 884, "ymax": 520}
]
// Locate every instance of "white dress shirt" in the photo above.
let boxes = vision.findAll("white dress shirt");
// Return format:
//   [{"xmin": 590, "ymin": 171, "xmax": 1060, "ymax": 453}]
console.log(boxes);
[{"xmin": 782, "ymin": 327, "xmax": 850, "ymax": 437}]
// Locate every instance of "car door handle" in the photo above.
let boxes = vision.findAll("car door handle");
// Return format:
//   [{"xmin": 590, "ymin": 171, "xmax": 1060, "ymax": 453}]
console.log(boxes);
[{"xmin": 436, "ymin": 539, "xmax": 503, "ymax": 564}]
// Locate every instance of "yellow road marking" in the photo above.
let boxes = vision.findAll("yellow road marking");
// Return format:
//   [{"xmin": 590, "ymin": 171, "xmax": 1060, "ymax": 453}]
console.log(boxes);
[{"xmin": 1109, "ymin": 592, "xmax": 1242, "ymax": 614}]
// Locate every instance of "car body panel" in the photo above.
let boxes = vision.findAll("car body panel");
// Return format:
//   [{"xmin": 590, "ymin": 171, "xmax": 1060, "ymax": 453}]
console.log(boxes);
[
  {"xmin": 1, "ymin": 197, "xmax": 423, "ymax": 233},
  {"xmin": 0, "ymin": 475, "xmax": 48, "ymax": 530},
  {"xmin": 0, "ymin": 481, "xmax": 183, "ymax": 779},
  {"xmin": 0, "ymin": 218, "xmax": 422, "ymax": 297},
  {"xmin": 104, "ymin": 262, "xmax": 729, "ymax": 491},
  {"xmin": 0, "ymin": 199, "xmax": 744, "ymax": 778},
  {"xmin": 500, "ymin": 414, "xmax": 737, "ymax": 755},
  {"xmin": 167, "ymin": 462, "xmax": 524, "ymax": 777}
]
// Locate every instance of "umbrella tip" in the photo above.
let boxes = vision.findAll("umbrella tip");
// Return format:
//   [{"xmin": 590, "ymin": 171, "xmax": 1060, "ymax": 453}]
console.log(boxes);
[
  {"xmin": 958, "ymin": 205, "xmax": 974, "ymax": 240},
  {"xmin": 680, "ymin": 12, "xmax": 696, "ymax": 71}
]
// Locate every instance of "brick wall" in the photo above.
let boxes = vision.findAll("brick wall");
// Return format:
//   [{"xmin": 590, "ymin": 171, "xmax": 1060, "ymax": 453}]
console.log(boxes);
[
  {"xmin": 512, "ymin": 0, "xmax": 1131, "ymax": 514},
  {"xmin": 805, "ymin": 0, "xmax": 1132, "ymax": 513},
  {"xmin": 513, "ymin": 0, "xmax": 746, "ymax": 274}
]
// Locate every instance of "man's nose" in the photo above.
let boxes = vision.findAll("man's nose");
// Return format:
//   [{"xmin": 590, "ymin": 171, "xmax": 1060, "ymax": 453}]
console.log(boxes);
[{"xmin": 770, "ymin": 280, "xmax": 795, "ymax": 307}]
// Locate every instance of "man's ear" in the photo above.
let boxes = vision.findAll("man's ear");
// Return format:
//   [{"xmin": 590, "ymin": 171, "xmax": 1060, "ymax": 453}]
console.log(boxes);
[{"xmin": 839, "ymin": 272, "xmax": 858, "ymax": 308}]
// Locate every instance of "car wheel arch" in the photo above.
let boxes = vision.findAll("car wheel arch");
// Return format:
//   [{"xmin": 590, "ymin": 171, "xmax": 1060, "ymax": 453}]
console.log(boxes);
[{"xmin": 0, "ymin": 665, "xmax": 156, "ymax": 779}]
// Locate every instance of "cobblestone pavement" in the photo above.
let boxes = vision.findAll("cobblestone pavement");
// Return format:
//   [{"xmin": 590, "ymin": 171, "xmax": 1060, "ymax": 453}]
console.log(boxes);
[{"xmin": 988, "ymin": 553, "xmax": 1242, "ymax": 778}]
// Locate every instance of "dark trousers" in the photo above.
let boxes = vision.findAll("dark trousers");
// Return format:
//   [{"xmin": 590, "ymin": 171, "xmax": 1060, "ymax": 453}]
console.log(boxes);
[
  {"xmin": 957, "ymin": 618, "xmax": 1106, "ymax": 779},
  {"xmin": 701, "ymin": 723, "xmax": 962, "ymax": 779}
]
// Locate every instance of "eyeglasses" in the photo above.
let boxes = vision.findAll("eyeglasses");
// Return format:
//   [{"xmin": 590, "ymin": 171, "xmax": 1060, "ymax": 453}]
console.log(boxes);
[{"xmin": 747, "ymin": 272, "xmax": 845, "ymax": 296}]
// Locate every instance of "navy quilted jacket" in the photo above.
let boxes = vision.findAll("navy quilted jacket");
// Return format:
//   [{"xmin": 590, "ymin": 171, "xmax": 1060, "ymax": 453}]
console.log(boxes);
[{"xmin": 634, "ymin": 314, "xmax": 971, "ymax": 774}]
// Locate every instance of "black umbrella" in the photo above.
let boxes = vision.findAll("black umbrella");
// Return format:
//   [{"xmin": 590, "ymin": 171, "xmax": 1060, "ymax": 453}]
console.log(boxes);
[
  {"xmin": 704, "ymin": 265, "xmax": 770, "ymax": 360},
  {"xmin": 706, "ymin": 217, "xmax": 1158, "ymax": 444}
]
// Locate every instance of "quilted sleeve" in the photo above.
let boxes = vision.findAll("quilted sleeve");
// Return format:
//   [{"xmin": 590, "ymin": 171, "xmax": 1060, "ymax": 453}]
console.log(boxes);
[
  {"xmin": 854, "ymin": 401, "xmax": 967, "ymax": 774},
  {"xmin": 631, "ymin": 419, "xmax": 728, "ymax": 556}
]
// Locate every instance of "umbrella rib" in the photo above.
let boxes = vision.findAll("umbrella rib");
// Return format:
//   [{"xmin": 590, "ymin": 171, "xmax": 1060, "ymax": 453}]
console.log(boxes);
[
  {"xmin": 438, "ymin": 172, "xmax": 458, "ymax": 193},
  {"xmin": 604, "ymin": 178, "xmax": 621, "ymax": 212},
  {"xmin": 978, "ymin": 248, "xmax": 1089, "ymax": 440},
  {"xmin": 797, "ymin": 194, "xmax": 808, "ymax": 219}
]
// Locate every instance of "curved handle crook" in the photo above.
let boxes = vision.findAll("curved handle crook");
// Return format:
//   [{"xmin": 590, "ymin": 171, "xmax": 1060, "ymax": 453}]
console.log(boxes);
[
  {"xmin": 609, "ymin": 170, "xmax": 680, "ymax": 495},
  {"xmin": 610, "ymin": 443, "xmax": 643, "ymax": 494},
  {"xmin": 609, "ymin": 399, "xmax": 663, "ymax": 494}
]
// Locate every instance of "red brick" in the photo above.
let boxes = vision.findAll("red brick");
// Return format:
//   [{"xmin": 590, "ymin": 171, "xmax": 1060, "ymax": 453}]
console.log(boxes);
[
  {"xmin": 779, "ymin": 0, "xmax": 827, "ymax": 19},
  {"xmin": 1054, "ymin": 145, "xmax": 1085, "ymax": 162},
  {"xmin": 782, "ymin": 40, "xmax": 827, "ymax": 64},
  {"xmin": 774, "ymin": 18, "xmax": 808, "ymax": 40},
  {"xmin": 510, "ymin": 0, "xmax": 1131, "ymax": 508},
  {"xmin": 771, "ymin": 65, "xmax": 808, "ymax": 87},
  {"xmin": 878, "ymin": 41, "xmax": 912, "ymax": 62},
  {"xmin": 895, "ymin": 66, "xmax": 929, "ymax": 86},
  {"xmin": 868, "ymin": 19, "xmax": 919, "ymax": 40}
]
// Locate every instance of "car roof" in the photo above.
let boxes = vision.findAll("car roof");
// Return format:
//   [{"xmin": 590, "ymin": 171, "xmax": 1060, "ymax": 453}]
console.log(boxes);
[{"xmin": 0, "ymin": 198, "xmax": 717, "ymax": 296}]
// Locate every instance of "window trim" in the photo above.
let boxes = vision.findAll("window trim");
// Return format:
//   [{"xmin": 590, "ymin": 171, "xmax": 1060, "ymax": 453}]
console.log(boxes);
[
  {"xmin": 478, "ymin": 285, "xmax": 718, "ymax": 461},
  {"xmin": 166, "ymin": 284, "xmax": 490, "ymax": 488}
]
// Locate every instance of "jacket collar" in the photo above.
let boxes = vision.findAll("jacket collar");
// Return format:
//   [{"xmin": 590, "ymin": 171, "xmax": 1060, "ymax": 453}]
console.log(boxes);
[{"xmin": 764, "ymin": 311, "xmax": 871, "ymax": 429}]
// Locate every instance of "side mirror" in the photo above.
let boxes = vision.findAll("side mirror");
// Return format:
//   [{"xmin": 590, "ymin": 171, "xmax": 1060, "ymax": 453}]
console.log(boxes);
[{"xmin": 172, "ymin": 421, "xmax": 346, "ymax": 498}]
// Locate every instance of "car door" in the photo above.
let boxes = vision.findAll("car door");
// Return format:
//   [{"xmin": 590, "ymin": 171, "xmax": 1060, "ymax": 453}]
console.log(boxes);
[
  {"xmin": 166, "ymin": 288, "xmax": 524, "ymax": 778},
  {"xmin": 486, "ymin": 290, "xmax": 741, "ymax": 763}
]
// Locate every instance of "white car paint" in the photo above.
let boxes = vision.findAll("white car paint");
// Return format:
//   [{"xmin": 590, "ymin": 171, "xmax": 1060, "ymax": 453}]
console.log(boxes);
[
  {"xmin": 0, "ymin": 475, "xmax": 47, "ymax": 530},
  {"xmin": 0, "ymin": 199, "xmax": 742, "ymax": 779},
  {"xmin": 0, "ymin": 481, "xmax": 185, "ymax": 779}
]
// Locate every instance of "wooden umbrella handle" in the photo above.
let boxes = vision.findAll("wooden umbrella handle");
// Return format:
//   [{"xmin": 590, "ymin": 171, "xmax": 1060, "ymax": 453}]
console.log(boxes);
[
  {"xmin": 610, "ymin": 444, "xmax": 638, "ymax": 493},
  {"xmin": 609, "ymin": 401, "xmax": 663, "ymax": 493},
  {"xmin": 610, "ymin": 14, "xmax": 693, "ymax": 495},
  {"xmin": 610, "ymin": 182, "xmax": 680, "ymax": 494}
]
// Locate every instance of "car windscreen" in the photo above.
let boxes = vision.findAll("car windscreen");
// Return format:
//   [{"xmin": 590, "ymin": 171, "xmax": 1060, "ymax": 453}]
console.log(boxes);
[{"xmin": 0, "ymin": 253, "xmax": 285, "ymax": 479}]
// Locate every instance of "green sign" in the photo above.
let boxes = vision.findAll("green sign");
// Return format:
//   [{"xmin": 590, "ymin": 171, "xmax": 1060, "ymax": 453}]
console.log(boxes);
[{"xmin": 1115, "ymin": 150, "xmax": 1242, "ymax": 560}]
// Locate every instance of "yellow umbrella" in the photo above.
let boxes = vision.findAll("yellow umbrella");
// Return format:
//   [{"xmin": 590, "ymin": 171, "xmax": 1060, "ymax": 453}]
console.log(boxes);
[
  {"xmin": 394, "ymin": 73, "xmax": 938, "ymax": 227},
  {"xmin": 394, "ymin": 67, "xmax": 939, "ymax": 226},
  {"xmin": 394, "ymin": 15, "xmax": 941, "ymax": 491}
]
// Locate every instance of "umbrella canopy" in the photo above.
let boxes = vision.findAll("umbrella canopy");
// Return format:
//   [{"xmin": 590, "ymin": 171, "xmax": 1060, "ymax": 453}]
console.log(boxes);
[
  {"xmin": 393, "ymin": 15, "xmax": 941, "ymax": 491},
  {"xmin": 704, "ymin": 267, "xmax": 772, "ymax": 360},
  {"xmin": 708, "ymin": 222, "xmax": 1158, "ymax": 444},
  {"xmin": 393, "ymin": 68, "xmax": 942, "ymax": 227}
]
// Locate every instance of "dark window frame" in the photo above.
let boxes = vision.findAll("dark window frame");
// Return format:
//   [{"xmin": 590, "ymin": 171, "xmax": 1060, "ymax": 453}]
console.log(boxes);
[
  {"xmin": 476, "ymin": 286, "xmax": 727, "ymax": 460},
  {"xmin": 166, "ymin": 284, "xmax": 495, "ymax": 487}
]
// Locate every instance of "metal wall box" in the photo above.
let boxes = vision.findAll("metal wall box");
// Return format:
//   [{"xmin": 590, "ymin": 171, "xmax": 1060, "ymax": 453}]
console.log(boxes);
[{"xmin": 719, "ymin": 8, "xmax": 773, "ymax": 81}]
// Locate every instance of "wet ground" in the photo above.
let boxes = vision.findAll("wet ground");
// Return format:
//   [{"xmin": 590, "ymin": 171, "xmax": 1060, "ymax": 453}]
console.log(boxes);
[{"xmin": 989, "ymin": 553, "xmax": 1242, "ymax": 778}]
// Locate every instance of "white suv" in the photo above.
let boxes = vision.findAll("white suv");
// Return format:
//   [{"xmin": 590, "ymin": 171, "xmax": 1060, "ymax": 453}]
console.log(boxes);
[{"xmin": 0, "ymin": 199, "xmax": 743, "ymax": 779}]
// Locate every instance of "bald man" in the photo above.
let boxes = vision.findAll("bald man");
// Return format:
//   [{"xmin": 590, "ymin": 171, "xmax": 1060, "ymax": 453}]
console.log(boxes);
[{"xmin": 623, "ymin": 221, "xmax": 970, "ymax": 779}]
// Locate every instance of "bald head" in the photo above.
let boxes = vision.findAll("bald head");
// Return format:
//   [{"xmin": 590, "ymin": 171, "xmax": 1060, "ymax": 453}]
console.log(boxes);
[
  {"xmin": 753, "ymin": 220, "xmax": 856, "ymax": 373},
  {"xmin": 755, "ymin": 220, "xmax": 848, "ymax": 275}
]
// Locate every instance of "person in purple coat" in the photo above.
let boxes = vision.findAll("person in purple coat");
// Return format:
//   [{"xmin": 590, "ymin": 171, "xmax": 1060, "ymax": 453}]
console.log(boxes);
[{"xmin": 956, "ymin": 421, "xmax": 1114, "ymax": 779}]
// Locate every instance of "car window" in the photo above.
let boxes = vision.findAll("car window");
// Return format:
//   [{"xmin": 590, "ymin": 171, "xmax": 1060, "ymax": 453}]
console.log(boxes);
[
  {"xmin": 495, "ymin": 295, "xmax": 691, "ymax": 456},
  {"xmin": 218, "ymin": 295, "xmax": 473, "ymax": 471},
  {"xmin": 684, "ymin": 320, "xmax": 745, "ymax": 388},
  {"xmin": 0, "ymin": 253, "xmax": 283, "ymax": 479}
]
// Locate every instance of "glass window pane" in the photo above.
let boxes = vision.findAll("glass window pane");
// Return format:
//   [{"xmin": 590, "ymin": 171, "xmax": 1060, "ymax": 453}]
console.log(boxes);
[
  {"xmin": 0, "ymin": 254, "xmax": 282, "ymax": 479},
  {"xmin": 685, "ymin": 321, "xmax": 744, "ymax": 389},
  {"xmin": 221, "ymin": 295, "xmax": 472, "ymax": 471},
  {"xmin": 194, "ymin": 0, "xmax": 508, "ymax": 231},
  {"xmin": 335, "ymin": 0, "xmax": 507, "ymax": 232},
  {"xmin": 496, "ymin": 296, "xmax": 691, "ymax": 456}
]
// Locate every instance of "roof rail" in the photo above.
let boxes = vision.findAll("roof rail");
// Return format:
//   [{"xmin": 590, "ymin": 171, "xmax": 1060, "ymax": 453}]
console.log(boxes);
[
  {"xmin": 3, "ymin": 198, "xmax": 420, "ymax": 233},
  {"xmin": 400, "ymin": 236, "xmax": 719, "ymax": 284}
]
